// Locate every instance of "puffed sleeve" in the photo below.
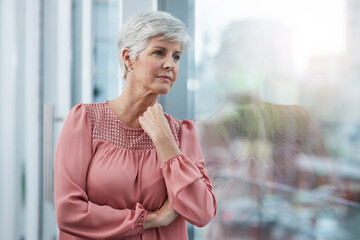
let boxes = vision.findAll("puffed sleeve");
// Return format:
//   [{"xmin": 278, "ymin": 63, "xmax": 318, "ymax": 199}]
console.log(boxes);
[
  {"xmin": 54, "ymin": 104, "xmax": 146, "ymax": 239},
  {"xmin": 160, "ymin": 119, "xmax": 217, "ymax": 227}
]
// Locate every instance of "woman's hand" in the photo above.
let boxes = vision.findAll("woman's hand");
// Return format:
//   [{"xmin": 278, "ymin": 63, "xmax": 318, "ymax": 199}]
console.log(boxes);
[
  {"xmin": 144, "ymin": 199, "xmax": 179, "ymax": 229},
  {"xmin": 138, "ymin": 103, "xmax": 171, "ymax": 143},
  {"xmin": 139, "ymin": 104, "xmax": 181, "ymax": 162}
]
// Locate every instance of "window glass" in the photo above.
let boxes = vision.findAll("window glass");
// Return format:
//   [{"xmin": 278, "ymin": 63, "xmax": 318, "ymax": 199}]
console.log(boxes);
[{"xmin": 195, "ymin": 0, "xmax": 360, "ymax": 239}]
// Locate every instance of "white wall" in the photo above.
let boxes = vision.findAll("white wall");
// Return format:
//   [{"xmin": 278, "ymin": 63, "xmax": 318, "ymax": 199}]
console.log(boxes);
[
  {"xmin": 0, "ymin": 0, "xmax": 19, "ymax": 239},
  {"xmin": 0, "ymin": 0, "xmax": 42, "ymax": 239}
]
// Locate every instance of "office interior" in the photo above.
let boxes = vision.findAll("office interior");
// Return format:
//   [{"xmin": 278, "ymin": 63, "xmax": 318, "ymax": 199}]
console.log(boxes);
[{"xmin": 1, "ymin": 0, "xmax": 360, "ymax": 239}]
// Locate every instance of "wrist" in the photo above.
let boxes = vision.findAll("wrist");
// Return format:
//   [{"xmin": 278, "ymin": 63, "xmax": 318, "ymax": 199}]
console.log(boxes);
[
  {"xmin": 144, "ymin": 211, "xmax": 160, "ymax": 229},
  {"xmin": 151, "ymin": 129, "xmax": 173, "ymax": 146},
  {"xmin": 152, "ymin": 132, "xmax": 181, "ymax": 162}
]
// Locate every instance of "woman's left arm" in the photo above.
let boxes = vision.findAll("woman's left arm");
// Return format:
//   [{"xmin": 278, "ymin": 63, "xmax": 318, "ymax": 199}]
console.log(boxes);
[
  {"xmin": 139, "ymin": 104, "xmax": 217, "ymax": 227},
  {"xmin": 160, "ymin": 120, "xmax": 217, "ymax": 227}
]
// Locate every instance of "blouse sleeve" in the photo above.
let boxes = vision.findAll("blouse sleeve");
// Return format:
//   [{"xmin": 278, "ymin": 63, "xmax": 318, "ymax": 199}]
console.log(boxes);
[
  {"xmin": 54, "ymin": 104, "xmax": 146, "ymax": 239},
  {"xmin": 160, "ymin": 119, "xmax": 217, "ymax": 227}
]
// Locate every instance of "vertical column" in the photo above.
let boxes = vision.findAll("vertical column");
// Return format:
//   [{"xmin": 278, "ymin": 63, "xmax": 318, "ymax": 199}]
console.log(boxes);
[
  {"xmin": 81, "ymin": 0, "xmax": 93, "ymax": 103},
  {"xmin": 54, "ymin": 1, "xmax": 72, "ymax": 237},
  {"xmin": 0, "ymin": 0, "xmax": 18, "ymax": 239},
  {"xmin": 118, "ymin": 0, "xmax": 124, "ymax": 93},
  {"xmin": 24, "ymin": 0, "xmax": 41, "ymax": 239},
  {"xmin": 57, "ymin": 0, "xmax": 72, "ymax": 117}
]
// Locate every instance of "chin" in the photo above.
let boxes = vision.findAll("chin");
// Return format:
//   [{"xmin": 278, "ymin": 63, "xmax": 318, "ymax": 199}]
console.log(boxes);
[
  {"xmin": 158, "ymin": 88, "xmax": 171, "ymax": 95},
  {"xmin": 156, "ymin": 85, "xmax": 172, "ymax": 95}
]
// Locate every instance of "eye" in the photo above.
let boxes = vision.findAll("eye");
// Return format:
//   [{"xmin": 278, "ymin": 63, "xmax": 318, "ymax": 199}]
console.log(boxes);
[
  {"xmin": 153, "ymin": 50, "xmax": 164, "ymax": 56},
  {"xmin": 173, "ymin": 55, "xmax": 181, "ymax": 61}
]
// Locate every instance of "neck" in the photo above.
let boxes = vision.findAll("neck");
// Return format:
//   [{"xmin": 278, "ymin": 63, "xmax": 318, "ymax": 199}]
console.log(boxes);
[{"xmin": 108, "ymin": 81, "xmax": 159, "ymax": 128}]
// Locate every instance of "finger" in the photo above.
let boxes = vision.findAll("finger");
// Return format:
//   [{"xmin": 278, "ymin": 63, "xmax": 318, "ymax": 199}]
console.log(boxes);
[
  {"xmin": 138, "ymin": 115, "xmax": 144, "ymax": 124},
  {"xmin": 153, "ymin": 104, "xmax": 163, "ymax": 114},
  {"xmin": 156, "ymin": 103, "xmax": 163, "ymax": 110}
]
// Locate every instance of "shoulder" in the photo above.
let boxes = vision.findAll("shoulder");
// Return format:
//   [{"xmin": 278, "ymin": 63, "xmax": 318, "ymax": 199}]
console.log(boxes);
[
  {"xmin": 163, "ymin": 113, "xmax": 187, "ymax": 143},
  {"xmin": 164, "ymin": 112, "xmax": 182, "ymax": 129},
  {"xmin": 163, "ymin": 113, "xmax": 198, "ymax": 142},
  {"xmin": 163, "ymin": 113, "xmax": 197, "ymax": 131},
  {"xmin": 71, "ymin": 102, "xmax": 108, "ymax": 129},
  {"xmin": 81, "ymin": 102, "xmax": 107, "ymax": 115}
]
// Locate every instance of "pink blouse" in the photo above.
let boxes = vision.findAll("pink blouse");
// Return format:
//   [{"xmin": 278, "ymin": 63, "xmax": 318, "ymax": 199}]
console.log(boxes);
[{"xmin": 54, "ymin": 102, "xmax": 217, "ymax": 240}]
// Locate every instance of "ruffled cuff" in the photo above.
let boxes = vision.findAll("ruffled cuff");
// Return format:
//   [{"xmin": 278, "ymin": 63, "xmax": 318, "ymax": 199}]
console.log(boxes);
[
  {"xmin": 133, "ymin": 202, "xmax": 147, "ymax": 235},
  {"xmin": 160, "ymin": 153, "xmax": 183, "ymax": 169}
]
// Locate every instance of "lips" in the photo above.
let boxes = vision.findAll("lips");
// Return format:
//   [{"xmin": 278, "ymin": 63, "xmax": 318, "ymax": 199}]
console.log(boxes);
[{"xmin": 157, "ymin": 75, "xmax": 172, "ymax": 82}]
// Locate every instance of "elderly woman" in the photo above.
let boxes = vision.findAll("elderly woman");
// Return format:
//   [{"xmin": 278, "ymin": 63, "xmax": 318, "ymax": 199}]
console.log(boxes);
[{"xmin": 54, "ymin": 11, "xmax": 217, "ymax": 240}]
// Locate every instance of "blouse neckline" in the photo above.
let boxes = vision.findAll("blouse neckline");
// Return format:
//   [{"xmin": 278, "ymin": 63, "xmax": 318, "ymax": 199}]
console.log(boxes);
[{"xmin": 104, "ymin": 100, "xmax": 145, "ymax": 132}]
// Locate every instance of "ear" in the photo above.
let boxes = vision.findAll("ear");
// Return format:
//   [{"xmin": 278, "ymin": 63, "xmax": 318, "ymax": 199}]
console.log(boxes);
[{"xmin": 122, "ymin": 48, "xmax": 132, "ymax": 69}]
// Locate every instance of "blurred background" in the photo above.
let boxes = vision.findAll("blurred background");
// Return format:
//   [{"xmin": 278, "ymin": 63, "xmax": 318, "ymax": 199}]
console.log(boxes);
[{"xmin": 1, "ymin": 0, "xmax": 360, "ymax": 239}]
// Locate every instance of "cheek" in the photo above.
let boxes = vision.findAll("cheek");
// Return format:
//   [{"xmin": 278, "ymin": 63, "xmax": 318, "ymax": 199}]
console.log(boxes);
[
  {"xmin": 139, "ymin": 65, "xmax": 156, "ymax": 79},
  {"xmin": 173, "ymin": 67, "xmax": 179, "ymax": 79},
  {"xmin": 148, "ymin": 63, "xmax": 162, "ymax": 75}
]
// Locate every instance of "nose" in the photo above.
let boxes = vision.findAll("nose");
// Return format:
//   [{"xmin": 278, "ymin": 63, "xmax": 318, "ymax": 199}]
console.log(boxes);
[{"xmin": 163, "ymin": 55, "xmax": 176, "ymax": 70}]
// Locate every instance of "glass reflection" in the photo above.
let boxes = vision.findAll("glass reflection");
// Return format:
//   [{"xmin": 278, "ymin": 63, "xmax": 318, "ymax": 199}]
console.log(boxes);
[{"xmin": 195, "ymin": 0, "xmax": 360, "ymax": 239}]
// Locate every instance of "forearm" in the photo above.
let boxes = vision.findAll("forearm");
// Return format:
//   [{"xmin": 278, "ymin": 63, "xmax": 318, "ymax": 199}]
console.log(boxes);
[
  {"xmin": 144, "ymin": 199, "xmax": 179, "ymax": 229},
  {"xmin": 144, "ymin": 211, "xmax": 174, "ymax": 229},
  {"xmin": 161, "ymin": 155, "xmax": 217, "ymax": 227},
  {"xmin": 167, "ymin": 177, "xmax": 216, "ymax": 227},
  {"xmin": 144, "ymin": 211, "xmax": 160, "ymax": 229}
]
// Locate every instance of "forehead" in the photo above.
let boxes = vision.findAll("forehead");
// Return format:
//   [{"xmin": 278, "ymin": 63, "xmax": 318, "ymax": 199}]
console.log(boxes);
[{"xmin": 145, "ymin": 36, "xmax": 182, "ymax": 52}]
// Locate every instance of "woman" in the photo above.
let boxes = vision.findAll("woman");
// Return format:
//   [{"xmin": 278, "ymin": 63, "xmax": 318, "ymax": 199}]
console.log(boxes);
[{"xmin": 54, "ymin": 11, "xmax": 217, "ymax": 240}]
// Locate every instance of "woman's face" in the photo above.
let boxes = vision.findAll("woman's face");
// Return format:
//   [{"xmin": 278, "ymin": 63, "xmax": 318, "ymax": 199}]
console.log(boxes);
[{"xmin": 130, "ymin": 36, "xmax": 182, "ymax": 95}]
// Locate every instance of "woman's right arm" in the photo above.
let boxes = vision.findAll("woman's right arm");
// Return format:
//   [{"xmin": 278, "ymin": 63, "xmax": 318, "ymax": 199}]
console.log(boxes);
[{"xmin": 54, "ymin": 104, "xmax": 146, "ymax": 239}]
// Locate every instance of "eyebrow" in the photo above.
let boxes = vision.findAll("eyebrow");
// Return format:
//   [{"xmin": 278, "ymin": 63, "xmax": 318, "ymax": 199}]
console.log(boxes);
[{"xmin": 153, "ymin": 46, "xmax": 182, "ymax": 54}]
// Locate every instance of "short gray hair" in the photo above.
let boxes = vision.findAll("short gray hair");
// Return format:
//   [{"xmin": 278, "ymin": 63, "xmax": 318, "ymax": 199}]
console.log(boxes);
[{"xmin": 117, "ymin": 11, "xmax": 191, "ymax": 79}]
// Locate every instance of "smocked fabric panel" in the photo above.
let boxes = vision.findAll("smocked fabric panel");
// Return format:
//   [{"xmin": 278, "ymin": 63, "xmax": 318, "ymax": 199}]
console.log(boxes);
[{"xmin": 84, "ymin": 103, "xmax": 181, "ymax": 150}]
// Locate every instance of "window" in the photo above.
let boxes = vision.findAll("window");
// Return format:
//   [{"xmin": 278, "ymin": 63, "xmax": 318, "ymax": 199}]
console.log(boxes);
[{"xmin": 195, "ymin": 0, "xmax": 360, "ymax": 239}]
